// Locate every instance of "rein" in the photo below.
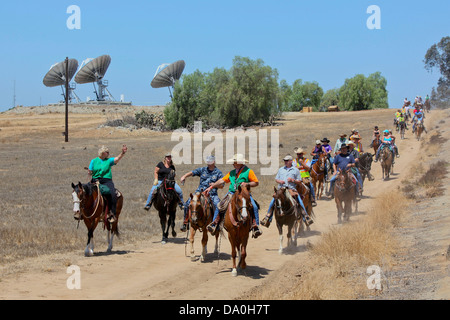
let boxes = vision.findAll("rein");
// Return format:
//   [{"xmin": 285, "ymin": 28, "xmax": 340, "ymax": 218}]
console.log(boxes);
[{"xmin": 76, "ymin": 182, "xmax": 103, "ymax": 220}]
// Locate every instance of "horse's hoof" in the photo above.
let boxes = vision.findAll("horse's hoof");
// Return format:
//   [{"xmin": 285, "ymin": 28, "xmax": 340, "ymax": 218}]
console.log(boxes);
[
  {"xmin": 278, "ymin": 249, "xmax": 283, "ymax": 255},
  {"xmin": 191, "ymin": 255, "xmax": 197, "ymax": 262},
  {"xmin": 172, "ymin": 231, "xmax": 177, "ymax": 238},
  {"xmin": 232, "ymin": 268, "xmax": 238, "ymax": 277},
  {"xmin": 85, "ymin": 249, "xmax": 94, "ymax": 257}
]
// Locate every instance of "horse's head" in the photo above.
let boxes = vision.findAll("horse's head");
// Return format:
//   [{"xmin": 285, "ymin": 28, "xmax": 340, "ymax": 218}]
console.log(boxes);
[
  {"xmin": 360, "ymin": 153, "xmax": 375, "ymax": 181},
  {"xmin": 318, "ymin": 153, "xmax": 326, "ymax": 171},
  {"xmin": 336, "ymin": 169, "xmax": 353, "ymax": 191},
  {"xmin": 234, "ymin": 184, "xmax": 253, "ymax": 223},
  {"xmin": 162, "ymin": 169, "xmax": 177, "ymax": 200},
  {"xmin": 273, "ymin": 186, "xmax": 290, "ymax": 215},
  {"xmin": 189, "ymin": 191, "xmax": 205, "ymax": 225},
  {"xmin": 71, "ymin": 182, "xmax": 93, "ymax": 216}
]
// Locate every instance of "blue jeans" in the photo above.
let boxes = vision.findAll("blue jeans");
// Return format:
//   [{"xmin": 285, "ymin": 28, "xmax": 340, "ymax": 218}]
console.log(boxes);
[
  {"xmin": 213, "ymin": 192, "xmax": 260, "ymax": 225},
  {"xmin": 145, "ymin": 180, "xmax": 184, "ymax": 206},
  {"xmin": 184, "ymin": 194, "xmax": 220, "ymax": 222},
  {"xmin": 266, "ymin": 192, "xmax": 308, "ymax": 222}
]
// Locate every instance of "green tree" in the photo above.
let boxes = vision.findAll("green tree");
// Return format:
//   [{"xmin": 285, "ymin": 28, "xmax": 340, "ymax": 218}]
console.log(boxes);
[
  {"xmin": 338, "ymin": 72, "xmax": 388, "ymax": 110},
  {"xmin": 424, "ymin": 36, "xmax": 450, "ymax": 109},
  {"xmin": 321, "ymin": 88, "xmax": 340, "ymax": 109}
]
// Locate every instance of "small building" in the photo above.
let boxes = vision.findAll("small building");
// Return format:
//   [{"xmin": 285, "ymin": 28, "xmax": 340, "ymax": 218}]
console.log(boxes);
[
  {"xmin": 301, "ymin": 107, "xmax": 313, "ymax": 113},
  {"xmin": 328, "ymin": 105, "xmax": 340, "ymax": 112}
]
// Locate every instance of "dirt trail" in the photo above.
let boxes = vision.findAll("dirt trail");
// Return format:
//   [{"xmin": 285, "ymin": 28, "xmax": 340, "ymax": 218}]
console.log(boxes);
[{"xmin": 0, "ymin": 111, "xmax": 444, "ymax": 300}]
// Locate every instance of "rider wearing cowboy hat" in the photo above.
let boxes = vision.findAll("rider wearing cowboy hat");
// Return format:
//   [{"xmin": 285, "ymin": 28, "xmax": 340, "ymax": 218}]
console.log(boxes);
[
  {"xmin": 293, "ymin": 147, "xmax": 317, "ymax": 206},
  {"xmin": 327, "ymin": 143, "xmax": 356, "ymax": 198},
  {"xmin": 261, "ymin": 154, "xmax": 314, "ymax": 228},
  {"xmin": 204, "ymin": 154, "xmax": 262, "ymax": 238}
]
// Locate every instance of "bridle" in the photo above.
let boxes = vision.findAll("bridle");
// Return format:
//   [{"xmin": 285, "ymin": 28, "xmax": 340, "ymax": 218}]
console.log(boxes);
[
  {"xmin": 72, "ymin": 182, "xmax": 103, "ymax": 220},
  {"xmin": 335, "ymin": 170, "xmax": 354, "ymax": 192},
  {"xmin": 274, "ymin": 188, "xmax": 295, "ymax": 216}
]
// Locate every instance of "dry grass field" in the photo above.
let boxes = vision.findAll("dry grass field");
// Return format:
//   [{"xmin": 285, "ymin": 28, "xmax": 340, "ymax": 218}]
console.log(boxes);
[
  {"xmin": 0, "ymin": 106, "xmax": 448, "ymax": 300},
  {"xmin": 0, "ymin": 107, "xmax": 396, "ymax": 264}
]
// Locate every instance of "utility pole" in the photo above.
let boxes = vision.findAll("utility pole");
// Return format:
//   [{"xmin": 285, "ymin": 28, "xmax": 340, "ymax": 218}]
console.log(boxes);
[
  {"xmin": 13, "ymin": 80, "xmax": 16, "ymax": 109},
  {"xmin": 65, "ymin": 57, "xmax": 69, "ymax": 142}
]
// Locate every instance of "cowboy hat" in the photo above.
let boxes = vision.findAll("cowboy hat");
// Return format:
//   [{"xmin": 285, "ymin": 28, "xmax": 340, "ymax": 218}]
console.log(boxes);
[
  {"xmin": 226, "ymin": 153, "xmax": 248, "ymax": 164},
  {"xmin": 321, "ymin": 137, "xmax": 330, "ymax": 143},
  {"xmin": 283, "ymin": 154, "xmax": 293, "ymax": 161},
  {"xmin": 339, "ymin": 133, "xmax": 347, "ymax": 137},
  {"xmin": 294, "ymin": 147, "xmax": 304, "ymax": 154}
]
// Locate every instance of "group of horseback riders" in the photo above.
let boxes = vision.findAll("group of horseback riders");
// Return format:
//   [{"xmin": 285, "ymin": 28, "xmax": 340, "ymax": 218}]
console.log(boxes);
[
  {"xmin": 82, "ymin": 96, "xmax": 429, "ymax": 240},
  {"xmin": 399, "ymin": 96, "xmax": 428, "ymax": 133}
]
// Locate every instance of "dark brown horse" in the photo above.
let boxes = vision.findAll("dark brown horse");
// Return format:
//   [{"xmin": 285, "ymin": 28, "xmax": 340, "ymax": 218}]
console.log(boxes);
[
  {"xmin": 272, "ymin": 187, "xmax": 299, "ymax": 254},
  {"xmin": 71, "ymin": 181, "xmax": 122, "ymax": 256},
  {"xmin": 187, "ymin": 191, "xmax": 219, "ymax": 262},
  {"xmin": 154, "ymin": 170, "xmax": 178, "ymax": 244},
  {"xmin": 399, "ymin": 121, "xmax": 407, "ymax": 140},
  {"xmin": 223, "ymin": 185, "xmax": 253, "ymax": 276},
  {"xmin": 358, "ymin": 152, "xmax": 375, "ymax": 187},
  {"xmin": 334, "ymin": 169, "xmax": 357, "ymax": 223},
  {"xmin": 310, "ymin": 153, "xmax": 327, "ymax": 200},
  {"xmin": 379, "ymin": 145, "xmax": 393, "ymax": 180}
]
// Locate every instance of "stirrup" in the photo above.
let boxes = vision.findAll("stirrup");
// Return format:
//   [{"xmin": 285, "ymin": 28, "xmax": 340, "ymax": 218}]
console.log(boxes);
[
  {"xmin": 252, "ymin": 226, "xmax": 262, "ymax": 239},
  {"xmin": 207, "ymin": 223, "xmax": 217, "ymax": 235},
  {"xmin": 261, "ymin": 216, "xmax": 271, "ymax": 228}
]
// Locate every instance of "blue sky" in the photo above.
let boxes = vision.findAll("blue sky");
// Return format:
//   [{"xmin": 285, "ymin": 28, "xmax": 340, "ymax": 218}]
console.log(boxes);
[{"xmin": 0, "ymin": 0, "xmax": 448, "ymax": 112}]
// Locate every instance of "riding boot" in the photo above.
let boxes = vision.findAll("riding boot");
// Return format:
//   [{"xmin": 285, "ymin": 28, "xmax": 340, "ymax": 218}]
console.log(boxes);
[
  {"xmin": 144, "ymin": 191, "xmax": 157, "ymax": 211},
  {"xmin": 207, "ymin": 214, "xmax": 221, "ymax": 235},
  {"xmin": 261, "ymin": 205, "xmax": 274, "ymax": 228},
  {"xmin": 252, "ymin": 220, "xmax": 263, "ymax": 239}
]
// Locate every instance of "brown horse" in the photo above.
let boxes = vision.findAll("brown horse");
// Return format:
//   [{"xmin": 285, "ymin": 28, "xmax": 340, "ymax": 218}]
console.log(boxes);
[
  {"xmin": 372, "ymin": 136, "xmax": 381, "ymax": 155},
  {"xmin": 425, "ymin": 99, "xmax": 431, "ymax": 113},
  {"xmin": 224, "ymin": 185, "xmax": 253, "ymax": 276},
  {"xmin": 272, "ymin": 187, "xmax": 299, "ymax": 254},
  {"xmin": 295, "ymin": 179, "xmax": 314, "ymax": 233},
  {"xmin": 154, "ymin": 170, "xmax": 178, "ymax": 244},
  {"xmin": 310, "ymin": 153, "xmax": 327, "ymax": 200},
  {"xmin": 416, "ymin": 119, "xmax": 424, "ymax": 141},
  {"xmin": 379, "ymin": 145, "xmax": 393, "ymax": 180},
  {"xmin": 333, "ymin": 169, "xmax": 357, "ymax": 223},
  {"xmin": 187, "ymin": 192, "xmax": 219, "ymax": 262},
  {"xmin": 71, "ymin": 181, "xmax": 122, "ymax": 256}
]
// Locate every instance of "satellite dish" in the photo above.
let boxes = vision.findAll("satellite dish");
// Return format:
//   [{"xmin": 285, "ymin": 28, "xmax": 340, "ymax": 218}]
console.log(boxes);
[
  {"xmin": 43, "ymin": 59, "xmax": 78, "ymax": 87},
  {"xmin": 74, "ymin": 55, "xmax": 116, "ymax": 102},
  {"xmin": 74, "ymin": 55, "xmax": 111, "ymax": 84},
  {"xmin": 151, "ymin": 60, "xmax": 185, "ymax": 97}
]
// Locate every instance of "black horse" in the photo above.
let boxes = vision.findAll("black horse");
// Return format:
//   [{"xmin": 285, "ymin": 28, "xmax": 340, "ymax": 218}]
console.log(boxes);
[
  {"xmin": 154, "ymin": 169, "xmax": 179, "ymax": 244},
  {"xmin": 358, "ymin": 152, "xmax": 375, "ymax": 188}
]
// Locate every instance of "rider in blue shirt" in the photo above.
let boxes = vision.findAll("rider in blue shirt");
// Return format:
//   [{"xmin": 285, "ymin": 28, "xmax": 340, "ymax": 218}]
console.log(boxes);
[
  {"xmin": 327, "ymin": 144, "xmax": 356, "ymax": 197},
  {"xmin": 411, "ymin": 110, "xmax": 427, "ymax": 133},
  {"xmin": 261, "ymin": 155, "xmax": 313, "ymax": 228},
  {"xmin": 179, "ymin": 155, "xmax": 224, "ymax": 232}
]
